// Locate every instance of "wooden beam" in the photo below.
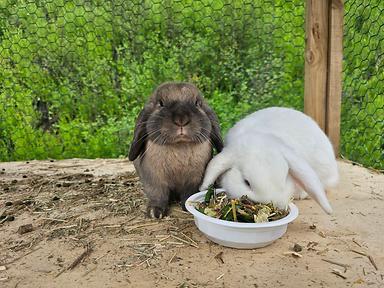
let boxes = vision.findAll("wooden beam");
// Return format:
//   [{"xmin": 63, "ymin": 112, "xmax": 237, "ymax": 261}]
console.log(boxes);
[
  {"xmin": 326, "ymin": 0, "xmax": 344, "ymax": 155},
  {"xmin": 304, "ymin": 0, "xmax": 329, "ymax": 131}
]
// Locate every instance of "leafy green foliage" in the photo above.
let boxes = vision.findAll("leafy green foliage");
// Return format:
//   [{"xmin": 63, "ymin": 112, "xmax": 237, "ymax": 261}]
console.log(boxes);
[{"xmin": 0, "ymin": 0, "xmax": 382, "ymax": 169}]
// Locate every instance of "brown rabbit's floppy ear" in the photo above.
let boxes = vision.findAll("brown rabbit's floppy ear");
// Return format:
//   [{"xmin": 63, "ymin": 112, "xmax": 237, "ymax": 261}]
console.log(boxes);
[
  {"xmin": 203, "ymin": 104, "xmax": 224, "ymax": 152},
  {"xmin": 128, "ymin": 107, "xmax": 151, "ymax": 161}
]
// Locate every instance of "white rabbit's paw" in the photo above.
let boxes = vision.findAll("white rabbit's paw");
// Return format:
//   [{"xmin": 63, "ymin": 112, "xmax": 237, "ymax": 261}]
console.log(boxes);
[{"xmin": 294, "ymin": 190, "xmax": 309, "ymax": 200}]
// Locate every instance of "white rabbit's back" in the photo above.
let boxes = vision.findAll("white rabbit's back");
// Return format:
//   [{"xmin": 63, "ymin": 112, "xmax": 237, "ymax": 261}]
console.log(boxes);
[{"xmin": 226, "ymin": 107, "xmax": 338, "ymax": 188}]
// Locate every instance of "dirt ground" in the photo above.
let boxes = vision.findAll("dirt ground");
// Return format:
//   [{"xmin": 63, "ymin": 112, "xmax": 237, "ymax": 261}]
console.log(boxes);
[{"xmin": 0, "ymin": 158, "xmax": 383, "ymax": 288}]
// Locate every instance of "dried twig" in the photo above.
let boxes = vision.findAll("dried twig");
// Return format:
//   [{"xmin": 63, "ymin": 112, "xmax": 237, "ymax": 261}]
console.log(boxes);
[
  {"xmin": 101, "ymin": 224, "xmax": 122, "ymax": 229},
  {"xmin": 93, "ymin": 222, "xmax": 122, "ymax": 228},
  {"xmin": 124, "ymin": 215, "xmax": 138, "ymax": 222},
  {"xmin": 82, "ymin": 265, "xmax": 97, "ymax": 277},
  {"xmin": 158, "ymin": 235, "xmax": 170, "ymax": 242},
  {"xmin": 180, "ymin": 232, "xmax": 199, "ymax": 247},
  {"xmin": 42, "ymin": 217, "xmax": 67, "ymax": 222},
  {"xmin": 68, "ymin": 245, "xmax": 93, "ymax": 270},
  {"xmin": 36, "ymin": 185, "xmax": 43, "ymax": 194},
  {"xmin": 0, "ymin": 247, "xmax": 41, "ymax": 266},
  {"xmin": 56, "ymin": 244, "xmax": 93, "ymax": 278},
  {"xmin": 94, "ymin": 253, "xmax": 107, "ymax": 262},
  {"xmin": 137, "ymin": 258, "xmax": 150, "ymax": 267},
  {"xmin": 214, "ymin": 252, "xmax": 224, "ymax": 264},
  {"xmin": 368, "ymin": 255, "xmax": 378, "ymax": 271},
  {"xmin": 126, "ymin": 222, "xmax": 160, "ymax": 232},
  {"xmin": 283, "ymin": 251, "xmax": 302, "ymax": 258},
  {"xmin": 352, "ymin": 239, "xmax": 362, "ymax": 247},
  {"xmin": 318, "ymin": 231, "xmax": 326, "ymax": 238},
  {"xmin": 51, "ymin": 224, "xmax": 78, "ymax": 231},
  {"xmin": 350, "ymin": 250, "xmax": 378, "ymax": 271},
  {"xmin": 170, "ymin": 235, "xmax": 198, "ymax": 248},
  {"xmin": 322, "ymin": 259, "xmax": 350, "ymax": 270},
  {"xmin": 168, "ymin": 252, "xmax": 177, "ymax": 264},
  {"xmin": 167, "ymin": 241, "xmax": 184, "ymax": 246},
  {"xmin": 331, "ymin": 268, "xmax": 347, "ymax": 279},
  {"xmin": 350, "ymin": 249, "xmax": 366, "ymax": 256},
  {"xmin": 0, "ymin": 216, "xmax": 10, "ymax": 225}
]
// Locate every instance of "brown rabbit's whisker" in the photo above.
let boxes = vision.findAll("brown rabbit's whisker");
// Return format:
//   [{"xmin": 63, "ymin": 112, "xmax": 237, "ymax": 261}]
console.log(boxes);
[
  {"xmin": 158, "ymin": 134, "xmax": 169, "ymax": 145},
  {"xmin": 136, "ymin": 114, "xmax": 165, "ymax": 127},
  {"xmin": 196, "ymin": 135, "xmax": 209, "ymax": 145},
  {"xmin": 136, "ymin": 120, "xmax": 158, "ymax": 127},
  {"xmin": 191, "ymin": 133, "xmax": 202, "ymax": 144},
  {"xmin": 196, "ymin": 128, "xmax": 209, "ymax": 140},
  {"xmin": 153, "ymin": 132, "xmax": 169, "ymax": 146},
  {"xmin": 199, "ymin": 128, "xmax": 221, "ymax": 148},
  {"xmin": 133, "ymin": 129, "xmax": 162, "ymax": 145},
  {"xmin": 201, "ymin": 127, "xmax": 221, "ymax": 143},
  {"xmin": 138, "ymin": 133, "xmax": 163, "ymax": 161},
  {"xmin": 197, "ymin": 117, "xmax": 220, "ymax": 126},
  {"xmin": 195, "ymin": 130, "xmax": 215, "ymax": 147},
  {"xmin": 200, "ymin": 127, "xmax": 218, "ymax": 139}
]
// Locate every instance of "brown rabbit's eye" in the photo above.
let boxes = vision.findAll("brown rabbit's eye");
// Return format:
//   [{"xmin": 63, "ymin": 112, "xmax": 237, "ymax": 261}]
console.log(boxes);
[
  {"xmin": 158, "ymin": 100, "xmax": 164, "ymax": 107},
  {"xmin": 195, "ymin": 100, "xmax": 201, "ymax": 107}
]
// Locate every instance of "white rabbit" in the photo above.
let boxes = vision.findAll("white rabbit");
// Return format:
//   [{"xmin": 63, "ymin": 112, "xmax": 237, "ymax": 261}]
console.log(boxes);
[{"xmin": 200, "ymin": 107, "xmax": 338, "ymax": 214}]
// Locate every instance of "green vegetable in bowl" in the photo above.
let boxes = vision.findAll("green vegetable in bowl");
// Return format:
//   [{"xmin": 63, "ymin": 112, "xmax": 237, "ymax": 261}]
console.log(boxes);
[{"xmin": 196, "ymin": 185, "xmax": 289, "ymax": 223}]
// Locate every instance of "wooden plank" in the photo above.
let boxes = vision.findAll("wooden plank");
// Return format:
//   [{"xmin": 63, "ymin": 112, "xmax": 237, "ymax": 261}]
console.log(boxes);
[
  {"xmin": 326, "ymin": 0, "xmax": 344, "ymax": 155},
  {"xmin": 304, "ymin": 0, "xmax": 329, "ymax": 131}
]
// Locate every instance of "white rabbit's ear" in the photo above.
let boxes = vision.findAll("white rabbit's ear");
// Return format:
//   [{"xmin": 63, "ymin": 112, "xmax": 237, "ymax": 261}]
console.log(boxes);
[
  {"xmin": 282, "ymin": 147, "xmax": 333, "ymax": 214},
  {"xmin": 200, "ymin": 150, "xmax": 233, "ymax": 191}
]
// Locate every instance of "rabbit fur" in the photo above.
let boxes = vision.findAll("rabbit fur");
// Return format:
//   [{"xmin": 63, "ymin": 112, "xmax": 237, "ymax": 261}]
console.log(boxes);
[
  {"xmin": 129, "ymin": 82, "xmax": 223, "ymax": 218},
  {"xmin": 200, "ymin": 107, "xmax": 338, "ymax": 214}
]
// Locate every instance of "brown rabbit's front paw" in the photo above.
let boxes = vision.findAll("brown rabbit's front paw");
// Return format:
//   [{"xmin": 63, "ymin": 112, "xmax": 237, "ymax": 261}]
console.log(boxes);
[
  {"xmin": 180, "ymin": 200, "xmax": 187, "ymax": 211},
  {"xmin": 147, "ymin": 205, "xmax": 167, "ymax": 219}
]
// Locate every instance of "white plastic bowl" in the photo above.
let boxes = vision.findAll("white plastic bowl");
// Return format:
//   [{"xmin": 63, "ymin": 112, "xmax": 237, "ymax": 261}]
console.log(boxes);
[{"xmin": 185, "ymin": 190, "xmax": 299, "ymax": 249}]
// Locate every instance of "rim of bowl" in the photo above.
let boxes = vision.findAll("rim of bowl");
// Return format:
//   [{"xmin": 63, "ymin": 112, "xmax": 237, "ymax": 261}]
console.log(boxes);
[{"xmin": 185, "ymin": 190, "xmax": 299, "ymax": 228}]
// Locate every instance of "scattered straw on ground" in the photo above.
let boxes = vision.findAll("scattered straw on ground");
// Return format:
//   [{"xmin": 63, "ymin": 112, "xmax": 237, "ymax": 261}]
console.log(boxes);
[{"xmin": 0, "ymin": 159, "xmax": 383, "ymax": 287}]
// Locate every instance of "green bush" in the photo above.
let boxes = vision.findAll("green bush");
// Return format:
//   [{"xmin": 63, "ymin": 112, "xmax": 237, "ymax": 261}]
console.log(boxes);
[{"xmin": 0, "ymin": 0, "xmax": 382, "ymax": 169}]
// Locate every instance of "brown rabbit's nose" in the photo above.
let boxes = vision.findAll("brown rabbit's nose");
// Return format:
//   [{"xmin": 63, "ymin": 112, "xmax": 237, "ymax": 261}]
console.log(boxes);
[{"xmin": 173, "ymin": 115, "xmax": 190, "ymax": 127}]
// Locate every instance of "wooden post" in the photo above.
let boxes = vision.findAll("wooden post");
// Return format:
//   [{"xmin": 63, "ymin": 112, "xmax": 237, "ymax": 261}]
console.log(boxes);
[
  {"xmin": 304, "ymin": 0, "xmax": 329, "ymax": 131},
  {"xmin": 326, "ymin": 0, "xmax": 344, "ymax": 155},
  {"xmin": 304, "ymin": 0, "xmax": 344, "ymax": 155}
]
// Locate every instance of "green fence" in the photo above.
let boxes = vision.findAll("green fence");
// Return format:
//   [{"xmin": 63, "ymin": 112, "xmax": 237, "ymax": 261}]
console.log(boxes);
[
  {"xmin": 341, "ymin": 0, "xmax": 383, "ymax": 170},
  {"xmin": 0, "ymin": 0, "xmax": 382, "ymax": 170}
]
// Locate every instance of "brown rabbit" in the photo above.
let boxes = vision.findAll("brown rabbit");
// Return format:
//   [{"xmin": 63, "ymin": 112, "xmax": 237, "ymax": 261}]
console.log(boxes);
[{"xmin": 129, "ymin": 82, "xmax": 223, "ymax": 218}]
